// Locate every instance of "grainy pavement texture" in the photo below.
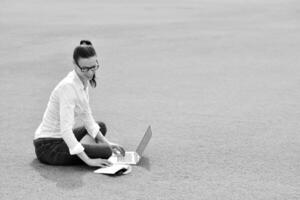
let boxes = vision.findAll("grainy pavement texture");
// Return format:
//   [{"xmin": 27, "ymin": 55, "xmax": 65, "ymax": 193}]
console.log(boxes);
[{"xmin": 0, "ymin": 0, "xmax": 299, "ymax": 199}]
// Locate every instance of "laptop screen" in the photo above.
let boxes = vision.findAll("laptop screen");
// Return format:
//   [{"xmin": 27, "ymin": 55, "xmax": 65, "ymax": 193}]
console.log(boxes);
[{"xmin": 136, "ymin": 126, "xmax": 152, "ymax": 156}]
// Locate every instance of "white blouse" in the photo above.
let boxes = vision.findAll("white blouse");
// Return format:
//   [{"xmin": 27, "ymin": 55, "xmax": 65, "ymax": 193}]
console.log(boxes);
[{"xmin": 34, "ymin": 70, "xmax": 100, "ymax": 155}]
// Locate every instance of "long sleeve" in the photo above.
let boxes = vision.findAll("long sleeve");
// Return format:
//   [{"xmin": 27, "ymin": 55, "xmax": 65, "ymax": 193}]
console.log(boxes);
[
  {"xmin": 81, "ymin": 106, "xmax": 100, "ymax": 138},
  {"xmin": 79, "ymin": 91, "xmax": 100, "ymax": 138},
  {"xmin": 59, "ymin": 84, "xmax": 84, "ymax": 155}
]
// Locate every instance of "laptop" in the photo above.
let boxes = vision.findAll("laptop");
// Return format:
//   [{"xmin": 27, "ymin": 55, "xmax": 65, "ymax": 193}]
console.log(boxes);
[{"xmin": 108, "ymin": 126, "xmax": 152, "ymax": 165}]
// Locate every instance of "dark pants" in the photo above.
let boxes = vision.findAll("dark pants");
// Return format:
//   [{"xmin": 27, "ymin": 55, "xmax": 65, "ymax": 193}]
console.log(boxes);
[{"xmin": 33, "ymin": 122, "xmax": 112, "ymax": 165}]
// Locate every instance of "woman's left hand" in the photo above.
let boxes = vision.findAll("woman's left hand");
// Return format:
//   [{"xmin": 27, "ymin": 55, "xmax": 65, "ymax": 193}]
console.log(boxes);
[{"xmin": 109, "ymin": 142, "xmax": 126, "ymax": 157}]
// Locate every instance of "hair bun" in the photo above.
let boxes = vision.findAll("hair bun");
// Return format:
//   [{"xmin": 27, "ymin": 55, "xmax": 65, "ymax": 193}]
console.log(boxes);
[{"xmin": 80, "ymin": 40, "xmax": 92, "ymax": 46}]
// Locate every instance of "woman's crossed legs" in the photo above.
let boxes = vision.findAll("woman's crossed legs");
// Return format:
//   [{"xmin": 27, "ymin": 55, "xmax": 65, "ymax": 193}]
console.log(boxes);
[{"xmin": 34, "ymin": 121, "xmax": 112, "ymax": 165}]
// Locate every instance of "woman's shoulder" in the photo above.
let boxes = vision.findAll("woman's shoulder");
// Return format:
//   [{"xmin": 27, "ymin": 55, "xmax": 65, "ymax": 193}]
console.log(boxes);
[
  {"xmin": 53, "ymin": 75, "xmax": 77, "ymax": 96},
  {"xmin": 56, "ymin": 80, "xmax": 76, "ymax": 93},
  {"xmin": 54, "ymin": 71, "xmax": 76, "ymax": 88}
]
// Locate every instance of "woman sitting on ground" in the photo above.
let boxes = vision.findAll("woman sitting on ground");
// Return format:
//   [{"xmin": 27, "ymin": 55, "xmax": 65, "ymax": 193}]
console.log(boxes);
[{"xmin": 33, "ymin": 40, "xmax": 125, "ymax": 167}]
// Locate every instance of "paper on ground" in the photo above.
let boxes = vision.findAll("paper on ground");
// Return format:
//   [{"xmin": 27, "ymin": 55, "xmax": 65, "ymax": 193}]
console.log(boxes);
[{"xmin": 94, "ymin": 164, "xmax": 132, "ymax": 175}]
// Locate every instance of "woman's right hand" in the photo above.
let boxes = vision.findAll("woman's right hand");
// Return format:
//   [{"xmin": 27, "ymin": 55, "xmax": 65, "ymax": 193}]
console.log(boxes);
[{"xmin": 86, "ymin": 158, "xmax": 112, "ymax": 168}]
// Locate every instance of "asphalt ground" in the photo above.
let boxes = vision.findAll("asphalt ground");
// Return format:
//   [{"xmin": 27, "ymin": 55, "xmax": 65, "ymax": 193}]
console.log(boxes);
[{"xmin": 0, "ymin": 0, "xmax": 299, "ymax": 199}]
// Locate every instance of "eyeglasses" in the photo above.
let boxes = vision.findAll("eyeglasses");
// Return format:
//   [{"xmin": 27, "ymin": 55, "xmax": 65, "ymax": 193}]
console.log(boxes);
[{"xmin": 76, "ymin": 60, "xmax": 100, "ymax": 72}]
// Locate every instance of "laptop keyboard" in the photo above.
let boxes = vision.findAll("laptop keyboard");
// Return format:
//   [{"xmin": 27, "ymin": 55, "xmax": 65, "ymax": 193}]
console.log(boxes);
[{"xmin": 117, "ymin": 153, "xmax": 133, "ymax": 162}]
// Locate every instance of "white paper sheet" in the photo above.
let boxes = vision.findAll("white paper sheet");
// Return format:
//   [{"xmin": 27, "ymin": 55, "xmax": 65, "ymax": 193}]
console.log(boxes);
[{"xmin": 94, "ymin": 164, "xmax": 132, "ymax": 175}]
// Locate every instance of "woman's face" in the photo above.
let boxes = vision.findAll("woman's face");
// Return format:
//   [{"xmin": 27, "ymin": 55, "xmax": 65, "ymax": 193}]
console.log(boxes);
[{"xmin": 76, "ymin": 56, "xmax": 99, "ymax": 81}]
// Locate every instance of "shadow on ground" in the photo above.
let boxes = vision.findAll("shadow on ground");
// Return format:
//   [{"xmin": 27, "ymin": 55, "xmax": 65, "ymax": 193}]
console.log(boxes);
[
  {"xmin": 30, "ymin": 156, "xmax": 151, "ymax": 184},
  {"xmin": 30, "ymin": 159, "xmax": 90, "ymax": 190},
  {"xmin": 138, "ymin": 156, "xmax": 151, "ymax": 171}
]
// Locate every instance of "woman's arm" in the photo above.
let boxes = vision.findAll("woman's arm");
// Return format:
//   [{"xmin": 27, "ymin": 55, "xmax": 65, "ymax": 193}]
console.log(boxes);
[
  {"xmin": 95, "ymin": 130, "xmax": 110, "ymax": 144},
  {"xmin": 59, "ymin": 85, "xmax": 111, "ymax": 167},
  {"xmin": 77, "ymin": 151, "xmax": 112, "ymax": 167},
  {"xmin": 59, "ymin": 84, "xmax": 86, "ymax": 155},
  {"xmin": 95, "ymin": 131, "xmax": 126, "ymax": 156}
]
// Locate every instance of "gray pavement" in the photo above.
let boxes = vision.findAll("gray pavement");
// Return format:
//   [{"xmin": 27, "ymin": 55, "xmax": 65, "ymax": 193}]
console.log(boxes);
[{"xmin": 0, "ymin": 0, "xmax": 299, "ymax": 199}]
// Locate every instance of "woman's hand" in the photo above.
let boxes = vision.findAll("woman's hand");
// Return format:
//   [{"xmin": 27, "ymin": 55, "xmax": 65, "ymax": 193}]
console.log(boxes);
[
  {"xmin": 77, "ymin": 151, "xmax": 112, "ymax": 168},
  {"xmin": 109, "ymin": 142, "xmax": 126, "ymax": 157},
  {"xmin": 86, "ymin": 158, "xmax": 112, "ymax": 168}
]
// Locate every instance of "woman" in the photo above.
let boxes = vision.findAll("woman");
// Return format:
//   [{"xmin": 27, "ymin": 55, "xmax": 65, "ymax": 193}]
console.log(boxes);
[{"xmin": 33, "ymin": 40, "xmax": 125, "ymax": 167}]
